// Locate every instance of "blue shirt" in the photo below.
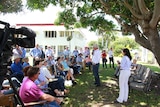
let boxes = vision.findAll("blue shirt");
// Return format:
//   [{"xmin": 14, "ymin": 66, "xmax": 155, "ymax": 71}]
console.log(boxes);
[
  {"xmin": 11, "ymin": 62, "xmax": 23, "ymax": 75},
  {"xmin": 34, "ymin": 68, "xmax": 48, "ymax": 89},
  {"xmin": 76, "ymin": 56, "xmax": 83, "ymax": 63},
  {"xmin": 21, "ymin": 48, "xmax": 26, "ymax": 58},
  {"xmin": 63, "ymin": 49, "xmax": 70, "ymax": 57},
  {"xmin": 61, "ymin": 60, "xmax": 69, "ymax": 70},
  {"xmin": 22, "ymin": 62, "xmax": 30, "ymax": 68},
  {"xmin": 72, "ymin": 50, "xmax": 79, "ymax": 57},
  {"xmin": 30, "ymin": 48, "xmax": 42, "ymax": 58}
]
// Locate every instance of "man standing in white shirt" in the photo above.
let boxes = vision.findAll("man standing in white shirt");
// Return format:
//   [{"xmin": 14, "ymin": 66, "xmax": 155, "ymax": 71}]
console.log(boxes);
[{"xmin": 92, "ymin": 44, "xmax": 101, "ymax": 87}]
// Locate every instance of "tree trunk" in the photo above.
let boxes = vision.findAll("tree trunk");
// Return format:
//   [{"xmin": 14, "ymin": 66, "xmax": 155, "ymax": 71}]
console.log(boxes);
[
  {"xmin": 148, "ymin": 29, "xmax": 160, "ymax": 66},
  {"xmin": 131, "ymin": 26, "xmax": 160, "ymax": 66}
]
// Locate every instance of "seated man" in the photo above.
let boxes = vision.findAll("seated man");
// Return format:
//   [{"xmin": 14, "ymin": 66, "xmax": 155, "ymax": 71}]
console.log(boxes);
[
  {"xmin": 76, "ymin": 53, "xmax": 84, "ymax": 74},
  {"xmin": 19, "ymin": 66, "xmax": 61, "ymax": 107},
  {"xmin": 11, "ymin": 55, "xmax": 24, "ymax": 82}
]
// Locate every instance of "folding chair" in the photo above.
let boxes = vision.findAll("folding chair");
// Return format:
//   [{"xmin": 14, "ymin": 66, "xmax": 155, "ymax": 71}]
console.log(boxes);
[
  {"xmin": 0, "ymin": 94, "xmax": 14, "ymax": 107},
  {"xmin": 6, "ymin": 75, "xmax": 48, "ymax": 107}
]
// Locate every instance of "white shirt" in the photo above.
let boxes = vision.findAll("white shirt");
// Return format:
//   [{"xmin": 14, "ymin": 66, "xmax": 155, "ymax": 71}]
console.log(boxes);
[
  {"xmin": 12, "ymin": 48, "xmax": 22, "ymax": 57},
  {"xmin": 120, "ymin": 56, "xmax": 132, "ymax": 70},
  {"xmin": 108, "ymin": 50, "xmax": 113, "ymax": 58},
  {"xmin": 40, "ymin": 65, "xmax": 55, "ymax": 81},
  {"xmin": 92, "ymin": 49, "xmax": 101, "ymax": 64}
]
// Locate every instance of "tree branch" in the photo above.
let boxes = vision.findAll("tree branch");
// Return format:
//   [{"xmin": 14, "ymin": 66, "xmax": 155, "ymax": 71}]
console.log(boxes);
[
  {"xmin": 129, "ymin": 25, "xmax": 152, "ymax": 50},
  {"xmin": 149, "ymin": 0, "xmax": 160, "ymax": 29},
  {"xmin": 98, "ymin": 0, "xmax": 131, "ymax": 20},
  {"xmin": 137, "ymin": 0, "xmax": 150, "ymax": 15},
  {"xmin": 98, "ymin": 0, "xmax": 110, "ymax": 11},
  {"xmin": 133, "ymin": 0, "xmax": 140, "ymax": 13},
  {"xmin": 123, "ymin": 0, "xmax": 144, "ymax": 20}
]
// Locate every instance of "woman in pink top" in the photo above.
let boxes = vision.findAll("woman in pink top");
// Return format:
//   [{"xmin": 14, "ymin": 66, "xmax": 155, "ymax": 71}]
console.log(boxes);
[
  {"xmin": 84, "ymin": 55, "xmax": 92, "ymax": 70},
  {"xmin": 19, "ymin": 66, "xmax": 61, "ymax": 107}
]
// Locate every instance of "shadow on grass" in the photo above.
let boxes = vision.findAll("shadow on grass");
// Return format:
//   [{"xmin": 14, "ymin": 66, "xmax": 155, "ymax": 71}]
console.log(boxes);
[{"xmin": 62, "ymin": 66, "xmax": 160, "ymax": 107}]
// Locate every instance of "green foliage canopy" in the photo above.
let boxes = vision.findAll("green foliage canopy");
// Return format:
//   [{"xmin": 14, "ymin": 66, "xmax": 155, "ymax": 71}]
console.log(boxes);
[
  {"xmin": 111, "ymin": 37, "xmax": 140, "ymax": 56},
  {"xmin": 2, "ymin": 0, "xmax": 160, "ymax": 65},
  {"xmin": 0, "ymin": 0, "xmax": 23, "ymax": 13}
]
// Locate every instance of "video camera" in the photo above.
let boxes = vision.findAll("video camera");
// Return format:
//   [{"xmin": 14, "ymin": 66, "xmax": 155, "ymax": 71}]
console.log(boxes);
[{"xmin": 0, "ymin": 20, "xmax": 36, "ymax": 89}]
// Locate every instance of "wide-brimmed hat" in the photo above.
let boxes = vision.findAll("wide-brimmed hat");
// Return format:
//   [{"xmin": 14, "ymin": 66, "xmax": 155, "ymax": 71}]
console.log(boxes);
[{"xmin": 12, "ymin": 55, "xmax": 21, "ymax": 61}]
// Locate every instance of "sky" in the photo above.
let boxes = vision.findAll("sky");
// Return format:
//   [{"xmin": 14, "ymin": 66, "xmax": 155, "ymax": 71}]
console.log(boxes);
[{"xmin": 0, "ymin": 4, "xmax": 119, "ymax": 42}]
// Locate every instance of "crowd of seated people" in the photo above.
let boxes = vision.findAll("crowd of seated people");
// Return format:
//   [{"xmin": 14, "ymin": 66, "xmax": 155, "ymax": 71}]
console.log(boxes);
[
  {"xmin": 0, "ymin": 45, "xmax": 94, "ymax": 106},
  {"xmin": 19, "ymin": 66, "xmax": 61, "ymax": 107}
]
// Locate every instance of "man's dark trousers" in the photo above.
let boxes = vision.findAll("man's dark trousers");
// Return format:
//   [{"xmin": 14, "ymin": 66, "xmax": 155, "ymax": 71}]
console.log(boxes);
[{"xmin": 92, "ymin": 63, "xmax": 100, "ymax": 86}]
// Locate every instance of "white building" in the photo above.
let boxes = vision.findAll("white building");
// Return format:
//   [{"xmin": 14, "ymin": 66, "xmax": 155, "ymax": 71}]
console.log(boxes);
[{"xmin": 16, "ymin": 23, "xmax": 87, "ymax": 57}]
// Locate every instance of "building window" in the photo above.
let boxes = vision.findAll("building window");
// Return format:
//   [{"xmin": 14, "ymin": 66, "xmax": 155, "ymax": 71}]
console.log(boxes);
[
  {"xmin": 65, "ymin": 31, "xmax": 73, "ymax": 37},
  {"xmin": 45, "ymin": 31, "xmax": 57, "ymax": 38},
  {"xmin": 59, "ymin": 31, "xmax": 65, "ymax": 37}
]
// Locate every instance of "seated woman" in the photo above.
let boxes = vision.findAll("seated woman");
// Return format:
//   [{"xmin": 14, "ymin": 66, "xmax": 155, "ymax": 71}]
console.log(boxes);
[
  {"xmin": 69, "ymin": 55, "xmax": 79, "ymax": 74},
  {"xmin": 114, "ymin": 60, "xmax": 121, "ymax": 78},
  {"xmin": 114, "ymin": 59, "xmax": 138, "ymax": 78},
  {"xmin": 19, "ymin": 66, "xmax": 61, "ymax": 107},
  {"xmin": 130, "ymin": 59, "xmax": 138, "ymax": 75},
  {"xmin": 84, "ymin": 55, "xmax": 92, "ymax": 70},
  {"xmin": 34, "ymin": 60, "xmax": 68, "ymax": 97},
  {"xmin": 55, "ymin": 57, "xmax": 69, "ymax": 79},
  {"xmin": 41, "ymin": 60, "xmax": 68, "ymax": 96},
  {"xmin": 61, "ymin": 56, "xmax": 77, "ymax": 84},
  {"xmin": 22, "ymin": 57, "xmax": 30, "ymax": 68}
]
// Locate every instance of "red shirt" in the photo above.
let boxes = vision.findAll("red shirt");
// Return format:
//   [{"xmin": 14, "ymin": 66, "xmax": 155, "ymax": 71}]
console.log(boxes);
[{"xmin": 102, "ymin": 53, "xmax": 107, "ymax": 58}]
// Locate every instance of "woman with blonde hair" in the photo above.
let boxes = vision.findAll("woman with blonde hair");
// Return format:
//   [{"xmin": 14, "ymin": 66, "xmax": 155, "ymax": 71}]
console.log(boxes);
[{"xmin": 22, "ymin": 57, "xmax": 30, "ymax": 68}]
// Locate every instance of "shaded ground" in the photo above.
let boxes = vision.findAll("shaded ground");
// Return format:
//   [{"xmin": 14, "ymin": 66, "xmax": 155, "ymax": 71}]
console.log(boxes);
[{"xmin": 62, "ymin": 66, "xmax": 160, "ymax": 107}]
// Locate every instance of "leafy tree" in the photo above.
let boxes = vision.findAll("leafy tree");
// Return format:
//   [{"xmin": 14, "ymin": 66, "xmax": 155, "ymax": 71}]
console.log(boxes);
[
  {"xmin": 25, "ymin": 0, "xmax": 160, "ymax": 65},
  {"xmin": 88, "ymin": 41, "xmax": 97, "ymax": 49},
  {"xmin": 88, "ymin": 36, "xmax": 115, "ymax": 50},
  {"xmin": 111, "ymin": 37, "xmax": 140, "ymax": 56},
  {"xmin": 0, "ymin": 0, "xmax": 23, "ymax": 13}
]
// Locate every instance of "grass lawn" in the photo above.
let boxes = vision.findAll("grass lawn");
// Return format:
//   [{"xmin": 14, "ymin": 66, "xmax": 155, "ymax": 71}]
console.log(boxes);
[{"xmin": 62, "ymin": 64, "xmax": 160, "ymax": 107}]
